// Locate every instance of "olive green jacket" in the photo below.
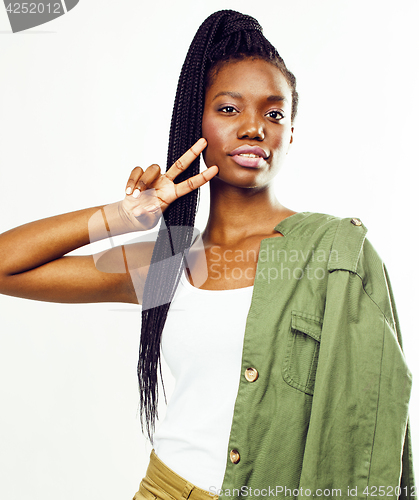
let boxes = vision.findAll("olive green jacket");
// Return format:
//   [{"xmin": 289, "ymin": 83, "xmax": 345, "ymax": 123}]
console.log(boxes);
[{"xmin": 219, "ymin": 212, "xmax": 414, "ymax": 500}]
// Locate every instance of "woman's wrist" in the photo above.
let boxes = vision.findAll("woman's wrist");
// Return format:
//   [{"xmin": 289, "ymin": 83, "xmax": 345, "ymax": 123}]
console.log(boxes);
[{"xmin": 88, "ymin": 200, "xmax": 144, "ymax": 245}]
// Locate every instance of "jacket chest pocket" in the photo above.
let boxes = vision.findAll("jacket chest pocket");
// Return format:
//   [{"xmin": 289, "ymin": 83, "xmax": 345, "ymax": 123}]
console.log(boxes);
[{"xmin": 282, "ymin": 311, "xmax": 323, "ymax": 396}]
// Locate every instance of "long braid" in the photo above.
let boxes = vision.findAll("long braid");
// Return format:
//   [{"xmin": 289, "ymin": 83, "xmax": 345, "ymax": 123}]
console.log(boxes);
[{"xmin": 138, "ymin": 10, "xmax": 299, "ymax": 441}]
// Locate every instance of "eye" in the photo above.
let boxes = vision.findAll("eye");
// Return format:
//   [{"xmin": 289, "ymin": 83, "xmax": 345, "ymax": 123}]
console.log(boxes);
[
  {"xmin": 219, "ymin": 106, "xmax": 238, "ymax": 114},
  {"xmin": 266, "ymin": 110, "xmax": 285, "ymax": 121}
]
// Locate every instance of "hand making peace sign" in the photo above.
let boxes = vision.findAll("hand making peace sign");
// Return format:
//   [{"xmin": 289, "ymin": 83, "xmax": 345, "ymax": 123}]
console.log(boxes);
[{"xmin": 120, "ymin": 138, "xmax": 218, "ymax": 231}]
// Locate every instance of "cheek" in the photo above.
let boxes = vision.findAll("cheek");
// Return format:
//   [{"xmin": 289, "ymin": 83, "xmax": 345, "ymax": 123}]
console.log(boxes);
[
  {"xmin": 202, "ymin": 118, "xmax": 222, "ymax": 145},
  {"xmin": 271, "ymin": 127, "xmax": 292, "ymax": 152},
  {"xmin": 202, "ymin": 116, "xmax": 223, "ymax": 164}
]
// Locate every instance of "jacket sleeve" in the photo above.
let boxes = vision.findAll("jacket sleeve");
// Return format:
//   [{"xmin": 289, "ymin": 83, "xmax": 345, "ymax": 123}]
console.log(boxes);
[
  {"xmin": 383, "ymin": 263, "xmax": 415, "ymax": 499},
  {"xmin": 298, "ymin": 220, "xmax": 414, "ymax": 499}
]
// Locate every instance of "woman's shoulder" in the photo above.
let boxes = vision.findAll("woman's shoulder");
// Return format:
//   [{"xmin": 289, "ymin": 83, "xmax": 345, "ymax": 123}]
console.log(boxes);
[
  {"xmin": 285, "ymin": 212, "xmax": 395, "ymax": 323},
  {"xmin": 276, "ymin": 211, "xmax": 367, "ymax": 242},
  {"xmin": 297, "ymin": 213, "xmax": 392, "ymax": 309},
  {"xmin": 276, "ymin": 211, "xmax": 384, "ymax": 274}
]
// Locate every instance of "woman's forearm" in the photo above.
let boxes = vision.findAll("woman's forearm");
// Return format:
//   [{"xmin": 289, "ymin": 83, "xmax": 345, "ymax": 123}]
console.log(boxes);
[
  {"xmin": 0, "ymin": 202, "xmax": 131, "ymax": 277},
  {"xmin": 0, "ymin": 201, "xmax": 148, "ymax": 304}
]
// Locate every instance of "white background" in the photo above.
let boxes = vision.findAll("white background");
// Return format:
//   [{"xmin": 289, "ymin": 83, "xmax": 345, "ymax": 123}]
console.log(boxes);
[{"xmin": 0, "ymin": 1, "xmax": 418, "ymax": 498}]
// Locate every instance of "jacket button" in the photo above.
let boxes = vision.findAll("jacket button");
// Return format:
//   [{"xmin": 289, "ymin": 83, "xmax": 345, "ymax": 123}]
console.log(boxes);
[
  {"xmin": 245, "ymin": 367, "xmax": 259, "ymax": 382},
  {"xmin": 350, "ymin": 218, "xmax": 362, "ymax": 226},
  {"xmin": 230, "ymin": 449, "xmax": 240, "ymax": 464}
]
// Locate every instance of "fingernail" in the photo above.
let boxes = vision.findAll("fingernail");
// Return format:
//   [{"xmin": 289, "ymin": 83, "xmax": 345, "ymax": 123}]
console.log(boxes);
[
  {"xmin": 125, "ymin": 187, "xmax": 132, "ymax": 195},
  {"xmin": 132, "ymin": 189, "xmax": 140, "ymax": 198}
]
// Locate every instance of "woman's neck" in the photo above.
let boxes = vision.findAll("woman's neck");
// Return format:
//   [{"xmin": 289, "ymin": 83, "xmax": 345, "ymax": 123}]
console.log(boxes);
[{"xmin": 203, "ymin": 182, "xmax": 296, "ymax": 246}]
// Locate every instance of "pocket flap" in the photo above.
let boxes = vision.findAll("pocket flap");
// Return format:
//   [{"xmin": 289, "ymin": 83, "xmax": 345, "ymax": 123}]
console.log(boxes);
[{"xmin": 291, "ymin": 311, "xmax": 322, "ymax": 342}]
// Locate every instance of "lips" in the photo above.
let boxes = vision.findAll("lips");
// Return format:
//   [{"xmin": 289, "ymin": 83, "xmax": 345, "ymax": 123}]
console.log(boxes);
[{"xmin": 228, "ymin": 145, "xmax": 269, "ymax": 168}]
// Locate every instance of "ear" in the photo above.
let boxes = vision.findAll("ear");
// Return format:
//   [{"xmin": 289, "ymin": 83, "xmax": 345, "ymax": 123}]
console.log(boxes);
[{"xmin": 286, "ymin": 127, "xmax": 294, "ymax": 153}]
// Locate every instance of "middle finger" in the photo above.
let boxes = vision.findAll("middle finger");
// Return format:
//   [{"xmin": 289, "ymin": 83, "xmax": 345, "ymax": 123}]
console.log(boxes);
[
  {"xmin": 132, "ymin": 164, "xmax": 161, "ymax": 197},
  {"xmin": 165, "ymin": 138, "xmax": 207, "ymax": 181}
]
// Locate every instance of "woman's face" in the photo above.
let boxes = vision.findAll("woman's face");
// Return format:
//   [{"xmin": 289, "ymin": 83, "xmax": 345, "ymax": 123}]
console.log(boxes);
[{"xmin": 202, "ymin": 58, "xmax": 294, "ymax": 190}]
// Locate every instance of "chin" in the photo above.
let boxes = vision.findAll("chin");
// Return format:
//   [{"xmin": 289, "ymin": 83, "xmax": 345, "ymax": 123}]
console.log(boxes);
[{"xmin": 212, "ymin": 171, "xmax": 272, "ymax": 190}]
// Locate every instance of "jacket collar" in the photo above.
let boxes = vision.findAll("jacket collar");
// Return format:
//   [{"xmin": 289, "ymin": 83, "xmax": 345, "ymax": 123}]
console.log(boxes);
[{"xmin": 274, "ymin": 211, "xmax": 313, "ymax": 236}]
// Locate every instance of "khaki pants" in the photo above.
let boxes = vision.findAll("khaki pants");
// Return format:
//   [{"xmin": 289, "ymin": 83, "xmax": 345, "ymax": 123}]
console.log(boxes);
[{"xmin": 133, "ymin": 450, "xmax": 219, "ymax": 500}]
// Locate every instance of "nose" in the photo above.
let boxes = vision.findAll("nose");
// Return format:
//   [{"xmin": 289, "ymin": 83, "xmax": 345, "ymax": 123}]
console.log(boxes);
[{"xmin": 237, "ymin": 112, "xmax": 265, "ymax": 141}]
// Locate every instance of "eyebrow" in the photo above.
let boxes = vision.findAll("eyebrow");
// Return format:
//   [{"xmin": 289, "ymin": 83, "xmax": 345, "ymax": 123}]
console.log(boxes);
[
  {"xmin": 212, "ymin": 91, "xmax": 287, "ymax": 103},
  {"xmin": 212, "ymin": 91, "xmax": 242, "ymax": 101},
  {"xmin": 267, "ymin": 95, "xmax": 287, "ymax": 103}
]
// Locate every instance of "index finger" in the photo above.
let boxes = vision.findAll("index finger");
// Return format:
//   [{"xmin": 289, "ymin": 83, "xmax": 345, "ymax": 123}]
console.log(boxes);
[{"xmin": 165, "ymin": 138, "xmax": 207, "ymax": 181}]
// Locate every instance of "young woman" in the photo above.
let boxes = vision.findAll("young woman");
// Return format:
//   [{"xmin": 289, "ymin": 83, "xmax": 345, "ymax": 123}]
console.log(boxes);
[{"xmin": 0, "ymin": 10, "xmax": 414, "ymax": 500}]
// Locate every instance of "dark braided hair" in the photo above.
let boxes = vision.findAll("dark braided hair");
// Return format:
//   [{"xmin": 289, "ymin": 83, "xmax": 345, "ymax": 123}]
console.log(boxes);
[{"xmin": 138, "ymin": 9, "xmax": 299, "ymax": 441}]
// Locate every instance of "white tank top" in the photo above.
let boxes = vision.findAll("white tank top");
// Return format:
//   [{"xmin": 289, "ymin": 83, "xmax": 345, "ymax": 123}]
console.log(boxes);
[{"xmin": 153, "ymin": 268, "xmax": 254, "ymax": 491}]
